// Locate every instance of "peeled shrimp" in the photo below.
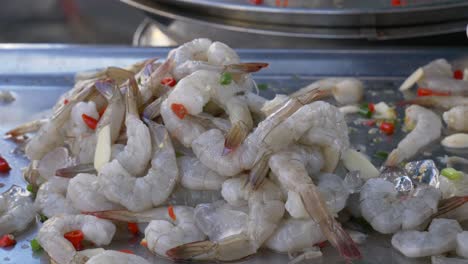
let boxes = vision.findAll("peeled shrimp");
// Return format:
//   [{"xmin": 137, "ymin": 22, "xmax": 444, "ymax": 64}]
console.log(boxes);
[
  {"xmin": 161, "ymin": 70, "xmax": 253, "ymax": 150},
  {"xmin": 444, "ymin": 106, "xmax": 468, "ymax": 132},
  {"xmin": 290, "ymin": 78, "xmax": 364, "ymax": 105},
  {"xmin": 87, "ymin": 206, "xmax": 205, "ymax": 258},
  {"xmin": 178, "ymin": 156, "xmax": 225, "ymax": 191},
  {"xmin": 167, "ymin": 176, "xmax": 284, "ymax": 261},
  {"xmin": 269, "ymin": 146, "xmax": 359, "ymax": 260},
  {"xmin": 265, "ymin": 218, "xmax": 325, "ymax": 253},
  {"xmin": 98, "ymin": 121, "xmax": 178, "ymax": 211},
  {"xmin": 284, "ymin": 173, "xmax": 349, "ymax": 219},
  {"xmin": 67, "ymin": 173, "xmax": 121, "ymax": 212},
  {"xmin": 456, "ymin": 231, "xmax": 468, "ymax": 259},
  {"xmin": 112, "ymin": 82, "xmax": 151, "ymax": 176},
  {"xmin": 400, "ymin": 59, "xmax": 452, "ymax": 91},
  {"xmin": 360, "ymin": 178, "xmax": 440, "ymax": 234},
  {"xmin": 168, "ymin": 38, "xmax": 241, "ymax": 80},
  {"xmin": 37, "ymin": 214, "xmax": 116, "ymax": 264},
  {"xmin": 37, "ymin": 147, "xmax": 73, "ymax": 182},
  {"xmin": 0, "ymin": 186, "xmax": 36, "ymax": 235},
  {"xmin": 386, "ymin": 105, "xmax": 442, "ymax": 166},
  {"xmin": 191, "ymin": 94, "xmax": 328, "ymax": 179},
  {"xmin": 34, "ymin": 176, "xmax": 79, "ymax": 218},
  {"xmin": 391, "ymin": 218, "xmax": 462, "ymax": 258},
  {"xmin": 94, "ymin": 79, "xmax": 125, "ymax": 143},
  {"xmin": 86, "ymin": 250, "xmax": 151, "ymax": 264},
  {"xmin": 25, "ymin": 81, "xmax": 94, "ymax": 160}
]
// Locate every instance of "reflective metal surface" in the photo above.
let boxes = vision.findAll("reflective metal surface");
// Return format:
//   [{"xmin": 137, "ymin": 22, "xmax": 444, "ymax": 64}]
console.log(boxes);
[
  {"xmin": 151, "ymin": 0, "xmax": 468, "ymax": 27},
  {"xmin": 1, "ymin": 45, "xmax": 468, "ymax": 264},
  {"xmin": 123, "ymin": 0, "xmax": 467, "ymax": 41}
]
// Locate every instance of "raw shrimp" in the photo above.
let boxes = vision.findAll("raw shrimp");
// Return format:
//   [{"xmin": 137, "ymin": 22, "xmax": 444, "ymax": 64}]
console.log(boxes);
[
  {"xmin": 283, "ymin": 173, "xmax": 349, "ymax": 219},
  {"xmin": 37, "ymin": 214, "xmax": 116, "ymax": 264},
  {"xmin": 386, "ymin": 105, "xmax": 442, "ymax": 166},
  {"xmin": 35, "ymin": 176, "xmax": 79, "ymax": 218},
  {"xmin": 161, "ymin": 70, "xmax": 253, "ymax": 151},
  {"xmin": 0, "ymin": 186, "xmax": 36, "ymax": 235},
  {"xmin": 456, "ymin": 231, "xmax": 468, "ymax": 259},
  {"xmin": 37, "ymin": 147, "xmax": 74, "ymax": 181},
  {"xmin": 169, "ymin": 38, "xmax": 242, "ymax": 80},
  {"xmin": 87, "ymin": 206, "xmax": 205, "ymax": 258},
  {"xmin": 269, "ymin": 146, "xmax": 360, "ymax": 260},
  {"xmin": 400, "ymin": 59, "xmax": 452, "ymax": 91},
  {"xmin": 94, "ymin": 79, "xmax": 125, "ymax": 143},
  {"xmin": 5, "ymin": 118, "xmax": 47, "ymax": 138},
  {"xmin": 67, "ymin": 173, "xmax": 121, "ymax": 212},
  {"xmin": 98, "ymin": 121, "xmax": 178, "ymax": 211},
  {"xmin": 178, "ymin": 156, "xmax": 225, "ymax": 191},
  {"xmin": 112, "ymin": 82, "xmax": 151, "ymax": 176},
  {"xmin": 408, "ymin": 96, "xmax": 468, "ymax": 110},
  {"xmin": 360, "ymin": 178, "xmax": 440, "ymax": 234},
  {"xmin": 167, "ymin": 176, "xmax": 285, "ymax": 261},
  {"xmin": 444, "ymin": 106, "xmax": 468, "ymax": 132},
  {"xmin": 290, "ymin": 78, "xmax": 364, "ymax": 105},
  {"xmin": 25, "ymin": 81, "xmax": 95, "ymax": 160},
  {"xmin": 86, "ymin": 250, "xmax": 151, "ymax": 264},
  {"xmin": 168, "ymin": 186, "xmax": 223, "ymax": 207},
  {"xmin": 391, "ymin": 218, "xmax": 462, "ymax": 258},
  {"xmin": 265, "ymin": 218, "xmax": 325, "ymax": 253},
  {"xmin": 191, "ymin": 92, "xmax": 328, "ymax": 179}
]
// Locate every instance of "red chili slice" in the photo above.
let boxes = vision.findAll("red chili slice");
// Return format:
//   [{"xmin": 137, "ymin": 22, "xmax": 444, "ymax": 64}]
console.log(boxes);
[
  {"xmin": 417, "ymin": 88, "xmax": 450, "ymax": 97},
  {"xmin": 64, "ymin": 230, "xmax": 84, "ymax": 250},
  {"xmin": 171, "ymin": 103, "xmax": 188, "ymax": 120},
  {"xmin": 380, "ymin": 122, "xmax": 395, "ymax": 135},
  {"xmin": 168, "ymin": 205, "xmax": 176, "ymax": 221},
  {"xmin": 82, "ymin": 114, "xmax": 98, "ymax": 130},
  {"xmin": 0, "ymin": 156, "xmax": 11, "ymax": 173},
  {"xmin": 161, "ymin": 77, "xmax": 177, "ymax": 87},
  {"xmin": 250, "ymin": 0, "xmax": 263, "ymax": 4},
  {"xmin": 454, "ymin": 69, "xmax": 463, "ymax": 80},
  {"xmin": 119, "ymin": 249, "xmax": 134, "ymax": 254},
  {"xmin": 0, "ymin": 234, "xmax": 16, "ymax": 248},
  {"xmin": 127, "ymin": 223, "xmax": 139, "ymax": 235},
  {"xmin": 64, "ymin": 99, "xmax": 69, "ymax": 105},
  {"xmin": 368, "ymin": 103, "xmax": 375, "ymax": 113}
]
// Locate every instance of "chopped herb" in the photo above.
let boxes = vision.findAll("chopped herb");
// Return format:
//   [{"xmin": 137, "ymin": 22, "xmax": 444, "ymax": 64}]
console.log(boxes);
[
  {"xmin": 358, "ymin": 103, "xmax": 373, "ymax": 118},
  {"xmin": 30, "ymin": 239, "xmax": 42, "ymax": 252},
  {"xmin": 220, "ymin": 72, "xmax": 233, "ymax": 85},
  {"xmin": 374, "ymin": 151, "xmax": 389, "ymax": 159},
  {"xmin": 257, "ymin": 83, "xmax": 268, "ymax": 90},
  {"xmin": 441, "ymin": 168, "xmax": 463, "ymax": 181},
  {"xmin": 26, "ymin": 184, "xmax": 34, "ymax": 193},
  {"xmin": 137, "ymin": 77, "xmax": 142, "ymax": 85},
  {"xmin": 175, "ymin": 151, "xmax": 184, "ymax": 158},
  {"xmin": 39, "ymin": 214, "xmax": 48, "ymax": 223}
]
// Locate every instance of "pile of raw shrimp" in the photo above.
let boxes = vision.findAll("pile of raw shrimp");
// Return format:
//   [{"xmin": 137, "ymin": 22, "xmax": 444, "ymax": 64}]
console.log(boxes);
[{"xmin": 1, "ymin": 39, "xmax": 468, "ymax": 264}]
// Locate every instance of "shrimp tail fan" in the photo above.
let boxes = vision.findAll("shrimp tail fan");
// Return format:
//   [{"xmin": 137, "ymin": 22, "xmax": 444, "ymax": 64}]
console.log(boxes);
[{"xmin": 300, "ymin": 185, "xmax": 362, "ymax": 260}]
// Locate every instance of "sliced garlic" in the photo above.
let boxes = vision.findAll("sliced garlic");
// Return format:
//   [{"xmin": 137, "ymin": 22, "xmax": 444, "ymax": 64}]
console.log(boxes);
[
  {"xmin": 339, "ymin": 105, "xmax": 360, "ymax": 115},
  {"xmin": 342, "ymin": 149, "xmax": 380, "ymax": 180},
  {"xmin": 373, "ymin": 102, "xmax": 397, "ymax": 120},
  {"xmin": 94, "ymin": 125, "xmax": 112, "ymax": 171},
  {"xmin": 441, "ymin": 133, "xmax": 468, "ymax": 149},
  {"xmin": 399, "ymin": 67, "xmax": 424, "ymax": 91}
]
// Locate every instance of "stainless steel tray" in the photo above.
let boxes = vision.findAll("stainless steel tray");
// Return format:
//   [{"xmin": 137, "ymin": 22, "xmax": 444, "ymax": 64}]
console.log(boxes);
[
  {"xmin": 150, "ymin": 0, "xmax": 468, "ymax": 27},
  {"xmin": 122, "ymin": 0, "xmax": 468, "ymax": 40},
  {"xmin": 1, "ymin": 45, "xmax": 468, "ymax": 264}
]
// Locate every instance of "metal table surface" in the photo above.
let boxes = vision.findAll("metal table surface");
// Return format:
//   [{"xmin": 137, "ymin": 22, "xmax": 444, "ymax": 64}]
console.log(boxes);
[{"xmin": 1, "ymin": 45, "xmax": 468, "ymax": 264}]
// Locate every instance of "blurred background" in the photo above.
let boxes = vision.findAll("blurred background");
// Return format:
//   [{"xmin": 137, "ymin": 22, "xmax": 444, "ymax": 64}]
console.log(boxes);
[{"xmin": 2, "ymin": 0, "xmax": 468, "ymax": 48}]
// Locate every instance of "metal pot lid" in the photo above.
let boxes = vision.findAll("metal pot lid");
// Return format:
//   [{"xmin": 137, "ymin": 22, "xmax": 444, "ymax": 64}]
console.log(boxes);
[
  {"xmin": 150, "ymin": 0, "xmax": 468, "ymax": 27},
  {"xmin": 122, "ymin": 0, "xmax": 467, "ymax": 40}
]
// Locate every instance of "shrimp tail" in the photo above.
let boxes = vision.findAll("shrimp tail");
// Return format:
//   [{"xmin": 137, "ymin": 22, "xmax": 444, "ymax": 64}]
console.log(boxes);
[
  {"xmin": 5, "ymin": 119, "xmax": 47, "ymax": 137},
  {"xmin": 300, "ymin": 185, "xmax": 361, "ymax": 260},
  {"xmin": 226, "ymin": 62, "xmax": 269, "ymax": 74},
  {"xmin": 166, "ymin": 240, "xmax": 215, "ymax": 261},
  {"xmin": 223, "ymin": 121, "xmax": 249, "ymax": 155},
  {"xmin": 83, "ymin": 210, "xmax": 141, "ymax": 223},
  {"xmin": 384, "ymin": 151, "xmax": 400, "ymax": 167},
  {"xmin": 55, "ymin": 164, "xmax": 96, "ymax": 178},
  {"xmin": 432, "ymin": 196, "xmax": 468, "ymax": 219},
  {"xmin": 94, "ymin": 78, "xmax": 116, "ymax": 100},
  {"xmin": 248, "ymin": 155, "xmax": 270, "ymax": 190},
  {"xmin": 126, "ymin": 77, "xmax": 140, "ymax": 116}
]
